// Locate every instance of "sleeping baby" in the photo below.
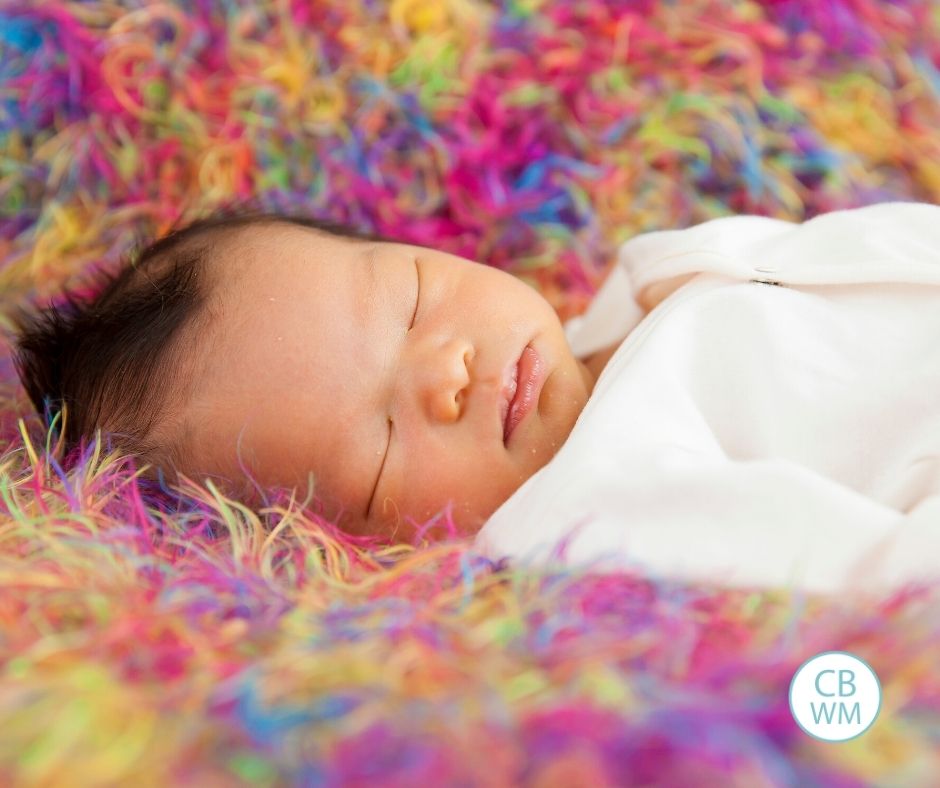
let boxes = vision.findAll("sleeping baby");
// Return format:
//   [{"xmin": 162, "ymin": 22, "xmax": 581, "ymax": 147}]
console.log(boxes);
[{"xmin": 11, "ymin": 202, "xmax": 940, "ymax": 596}]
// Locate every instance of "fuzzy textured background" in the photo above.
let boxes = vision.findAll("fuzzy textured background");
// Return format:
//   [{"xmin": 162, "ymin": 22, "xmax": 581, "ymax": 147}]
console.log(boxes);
[{"xmin": 1, "ymin": 0, "xmax": 940, "ymax": 785}]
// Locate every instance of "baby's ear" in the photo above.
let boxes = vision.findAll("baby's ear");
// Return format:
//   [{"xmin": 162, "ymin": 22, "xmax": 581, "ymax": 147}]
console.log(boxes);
[{"xmin": 636, "ymin": 273, "xmax": 697, "ymax": 313}]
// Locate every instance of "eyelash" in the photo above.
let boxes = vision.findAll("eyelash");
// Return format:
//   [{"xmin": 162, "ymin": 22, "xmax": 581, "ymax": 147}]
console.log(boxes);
[
  {"xmin": 368, "ymin": 417, "xmax": 392, "ymax": 518},
  {"xmin": 408, "ymin": 258, "xmax": 420, "ymax": 330},
  {"xmin": 369, "ymin": 259, "xmax": 420, "ymax": 517}
]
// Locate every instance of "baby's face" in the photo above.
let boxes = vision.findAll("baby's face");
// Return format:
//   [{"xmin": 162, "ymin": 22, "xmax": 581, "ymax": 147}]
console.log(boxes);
[{"xmin": 178, "ymin": 223, "xmax": 597, "ymax": 539}]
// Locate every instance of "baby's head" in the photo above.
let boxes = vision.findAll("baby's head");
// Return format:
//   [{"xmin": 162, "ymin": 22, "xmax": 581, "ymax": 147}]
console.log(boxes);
[{"xmin": 11, "ymin": 212, "xmax": 597, "ymax": 539}]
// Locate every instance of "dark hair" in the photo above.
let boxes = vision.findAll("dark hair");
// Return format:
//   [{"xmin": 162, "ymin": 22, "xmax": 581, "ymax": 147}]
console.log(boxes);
[{"xmin": 9, "ymin": 209, "xmax": 395, "ymax": 483}]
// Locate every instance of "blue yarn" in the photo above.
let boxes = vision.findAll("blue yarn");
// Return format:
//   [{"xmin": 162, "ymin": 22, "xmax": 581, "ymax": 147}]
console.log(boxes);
[{"xmin": 0, "ymin": 15, "xmax": 43, "ymax": 51}]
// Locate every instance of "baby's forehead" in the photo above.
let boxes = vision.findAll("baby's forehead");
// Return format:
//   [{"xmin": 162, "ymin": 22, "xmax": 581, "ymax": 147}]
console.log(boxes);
[
  {"xmin": 208, "ymin": 220, "xmax": 369, "ymax": 270},
  {"xmin": 197, "ymin": 223, "xmax": 376, "ymax": 313},
  {"xmin": 181, "ymin": 222, "xmax": 393, "ymax": 488}
]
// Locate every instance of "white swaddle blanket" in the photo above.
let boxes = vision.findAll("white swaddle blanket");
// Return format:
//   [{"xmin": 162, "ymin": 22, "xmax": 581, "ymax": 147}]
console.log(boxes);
[{"xmin": 474, "ymin": 202, "xmax": 940, "ymax": 596}]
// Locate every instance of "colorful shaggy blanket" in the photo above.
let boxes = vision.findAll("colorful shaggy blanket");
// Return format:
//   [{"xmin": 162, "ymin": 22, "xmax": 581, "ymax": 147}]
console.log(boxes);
[{"xmin": 2, "ymin": 0, "xmax": 940, "ymax": 784}]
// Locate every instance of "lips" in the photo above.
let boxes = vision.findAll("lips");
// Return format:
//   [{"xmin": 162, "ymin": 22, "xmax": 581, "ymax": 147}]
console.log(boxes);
[{"xmin": 501, "ymin": 344, "xmax": 544, "ymax": 444}]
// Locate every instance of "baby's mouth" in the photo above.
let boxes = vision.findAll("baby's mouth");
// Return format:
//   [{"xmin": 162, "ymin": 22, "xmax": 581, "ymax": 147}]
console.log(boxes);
[
  {"xmin": 502, "ymin": 344, "xmax": 544, "ymax": 444},
  {"xmin": 501, "ymin": 357, "xmax": 519, "ymax": 444}
]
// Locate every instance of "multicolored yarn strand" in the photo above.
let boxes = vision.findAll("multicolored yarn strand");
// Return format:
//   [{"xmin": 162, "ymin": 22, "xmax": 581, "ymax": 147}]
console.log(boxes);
[{"xmin": 1, "ymin": 0, "xmax": 939, "ymax": 784}]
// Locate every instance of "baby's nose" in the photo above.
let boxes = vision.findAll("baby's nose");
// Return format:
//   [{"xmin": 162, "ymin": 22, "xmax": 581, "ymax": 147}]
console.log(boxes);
[{"xmin": 421, "ymin": 338, "xmax": 473, "ymax": 423}]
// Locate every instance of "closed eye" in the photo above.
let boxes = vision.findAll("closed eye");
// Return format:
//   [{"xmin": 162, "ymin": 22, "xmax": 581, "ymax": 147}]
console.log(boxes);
[
  {"xmin": 369, "ymin": 259, "xmax": 417, "ymax": 520},
  {"xmin": 409, "ymin": 258, "xmax": 420, "ymax": 330},
  {"xmin": 367, "ymin": 417, "xmax": 392, "ymax": 520}
]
